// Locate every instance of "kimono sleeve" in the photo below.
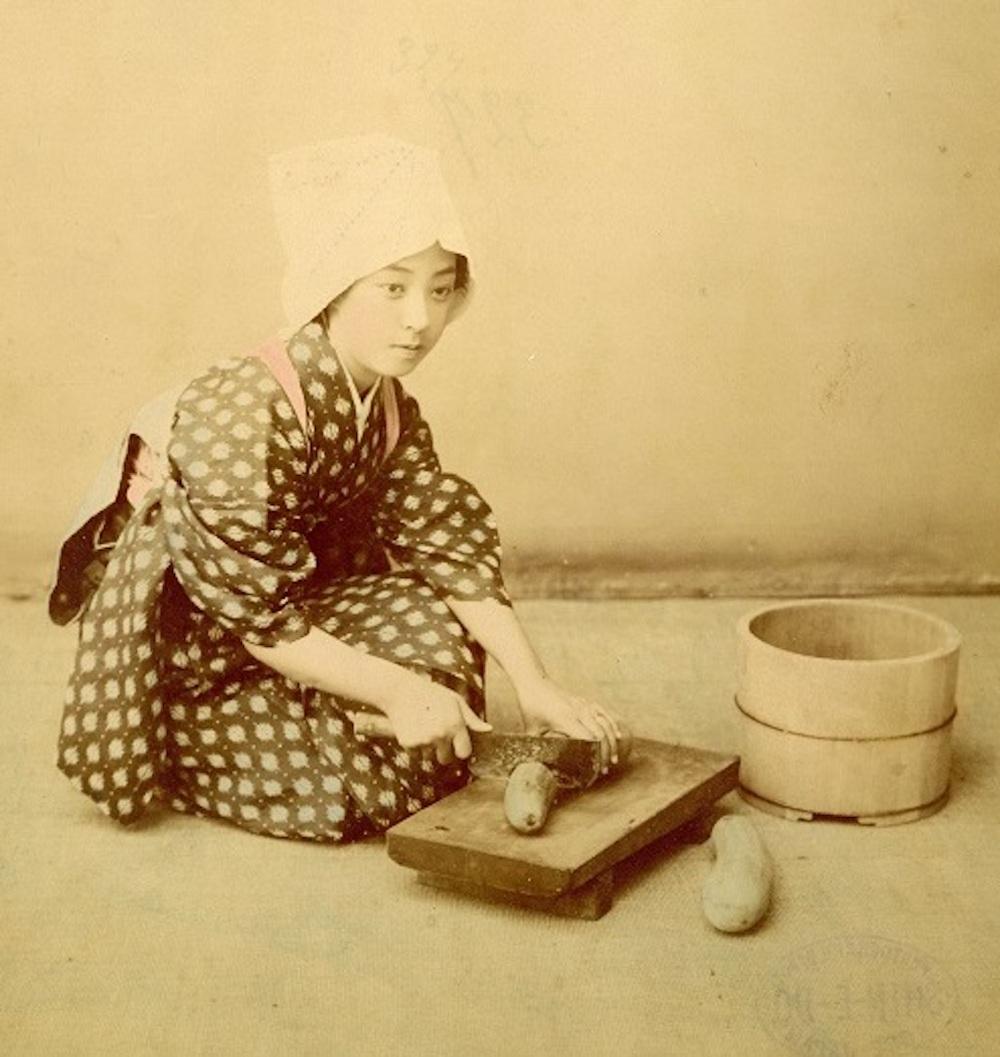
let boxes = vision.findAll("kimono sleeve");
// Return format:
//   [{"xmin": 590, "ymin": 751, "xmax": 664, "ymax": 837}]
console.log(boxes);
[
  {"xmin": 160, "ymin": 358, "xmax": 318, "ymax": 646},
  {"xmin": 372, "ymin": 388, "xmax": 510, "ymax": 606}
]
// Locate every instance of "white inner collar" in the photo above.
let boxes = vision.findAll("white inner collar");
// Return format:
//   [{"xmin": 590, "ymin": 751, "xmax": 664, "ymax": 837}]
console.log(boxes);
[{"xmin": 333, "ymin": 350, "xmax": 382, "ymax": 439}]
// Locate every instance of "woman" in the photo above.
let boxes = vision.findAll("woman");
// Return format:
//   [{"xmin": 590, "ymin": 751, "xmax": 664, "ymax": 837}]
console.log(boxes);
[{"xmin": 51, "ymin": 134, "xmax": 621, "ymax": 842}]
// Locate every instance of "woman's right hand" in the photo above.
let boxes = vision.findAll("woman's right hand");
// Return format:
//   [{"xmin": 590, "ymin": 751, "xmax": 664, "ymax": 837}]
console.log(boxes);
[{"xmin": 379, "ymin": 676, "xmax": 491, "ymax": 765}]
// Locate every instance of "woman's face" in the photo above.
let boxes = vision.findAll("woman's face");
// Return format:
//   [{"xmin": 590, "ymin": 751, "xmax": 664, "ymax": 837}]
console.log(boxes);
[{"xmin": 324, "ymin": 242, "xmax": 462, "ymax": 391}]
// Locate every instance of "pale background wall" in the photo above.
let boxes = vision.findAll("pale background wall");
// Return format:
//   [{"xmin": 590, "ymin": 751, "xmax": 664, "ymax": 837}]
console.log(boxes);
[{"xmin": 3, "ymin": 0, "xmax": 999, "ymax": 596}]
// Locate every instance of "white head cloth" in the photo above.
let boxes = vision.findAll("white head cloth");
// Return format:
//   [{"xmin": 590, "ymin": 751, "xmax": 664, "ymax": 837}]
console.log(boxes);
[{"xmin": 268, "ymin": 133, "xmax": 474, "ymax": 333}]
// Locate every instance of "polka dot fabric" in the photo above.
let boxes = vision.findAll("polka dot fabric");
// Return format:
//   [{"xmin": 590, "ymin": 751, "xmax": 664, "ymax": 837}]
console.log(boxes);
[
  {"xmin": 57, "ymin": 512, "xmax": 170, "ymax": 821},
  {"xmin": 57, "ymin": 323, "xmax": 509, "ymax": 841}
]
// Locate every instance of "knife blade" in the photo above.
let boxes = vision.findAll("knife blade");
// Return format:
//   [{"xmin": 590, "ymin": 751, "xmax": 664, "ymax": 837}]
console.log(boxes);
[{"xmin": 348, "ymin": 712, "xmax": 604, "ymax": 789}]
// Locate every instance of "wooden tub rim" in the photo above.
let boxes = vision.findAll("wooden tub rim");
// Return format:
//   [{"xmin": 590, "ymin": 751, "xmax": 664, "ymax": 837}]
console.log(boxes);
[{"xmin": 738, "ymin": 598, "xmax": 962, "ymax": 667}]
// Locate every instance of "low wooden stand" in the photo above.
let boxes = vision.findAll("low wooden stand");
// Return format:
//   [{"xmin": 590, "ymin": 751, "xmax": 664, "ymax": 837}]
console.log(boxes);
[
  {"xmin": 386, "ymin": 739, "xmax": 739, "ymax": 920},
  {"xmin": 417, "ymin": 866, "xmax": 617, "ymax": 920}
]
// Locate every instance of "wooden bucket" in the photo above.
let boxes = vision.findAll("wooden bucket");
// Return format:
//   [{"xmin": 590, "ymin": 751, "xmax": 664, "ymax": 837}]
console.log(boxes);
[{"xmin": 735, "ymin": 600, "xmax": 960, "ymax": 825}]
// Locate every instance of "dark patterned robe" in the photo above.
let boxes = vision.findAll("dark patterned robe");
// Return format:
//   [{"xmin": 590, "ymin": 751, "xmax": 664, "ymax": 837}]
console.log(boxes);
[{"xmin": 55, "ymin": 322, "xmax": 509, "ymax": 841}]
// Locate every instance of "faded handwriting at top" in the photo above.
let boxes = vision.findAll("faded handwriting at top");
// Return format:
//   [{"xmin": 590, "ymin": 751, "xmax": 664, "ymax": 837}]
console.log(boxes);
[{"xmin": 391, "ymin": 35, "xmax": 553, "ymax": 177}]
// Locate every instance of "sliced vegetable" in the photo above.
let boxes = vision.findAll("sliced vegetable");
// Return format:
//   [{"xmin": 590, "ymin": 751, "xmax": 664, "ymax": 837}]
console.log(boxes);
[{"xmin": 504, "ymin": 761, "xmax": 559, "ymax": 834}]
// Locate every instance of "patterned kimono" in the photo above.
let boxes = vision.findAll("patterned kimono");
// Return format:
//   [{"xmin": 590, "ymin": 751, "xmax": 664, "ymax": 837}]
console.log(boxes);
[{"xmin": 54, "ymin": 322, "xmax": 509, "ymax": 842}]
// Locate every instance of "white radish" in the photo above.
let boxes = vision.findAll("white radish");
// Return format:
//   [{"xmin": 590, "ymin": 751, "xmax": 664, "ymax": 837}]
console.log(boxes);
[{"xmin": 702, "ymin": 816, "xmax": 773, "ymax": 933}]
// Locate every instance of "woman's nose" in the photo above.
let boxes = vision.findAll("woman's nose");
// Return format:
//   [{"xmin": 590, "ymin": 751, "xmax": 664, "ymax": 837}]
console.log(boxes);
[{"xmin": 401, "ymin": 290, "xmax": 429, "ymax": 331}]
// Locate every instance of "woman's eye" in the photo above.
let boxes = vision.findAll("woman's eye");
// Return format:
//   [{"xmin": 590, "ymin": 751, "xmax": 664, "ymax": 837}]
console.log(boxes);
[
  {"xmin": 382, "ymin": 283, "xmax": 405, "ymax": 296},
  {"xmin": 431, "ymin": 286, "xmax": 455, "ymax": 301}
]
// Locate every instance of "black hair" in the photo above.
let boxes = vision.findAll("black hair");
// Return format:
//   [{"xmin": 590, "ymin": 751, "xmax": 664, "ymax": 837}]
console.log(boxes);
[{"xmin": 453, "ymin": 253, "xmax": 470, "ymax": 292}]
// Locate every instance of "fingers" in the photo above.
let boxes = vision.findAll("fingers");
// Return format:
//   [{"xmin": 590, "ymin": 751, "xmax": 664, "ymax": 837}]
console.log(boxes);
[
  {"xmin": 451, "ymin": 700, "xmax": 491, "ymax": 760},
  {"xmin": 591, "ymin": 708, "xmax": 621, "ymax": 763},
  {"xmin": 435, "ymin": 736, "xmax": 456, "ymax": 766},
  {"xmin": 459, "ymin": 700, "xmax": 493, "ymax": 733},
  {"xmin": 577, "ymin": 713, "xmax": 612, "ymax": 772},
  {"xmin": 545, "ymin": 712, "xmax": 612, "ymax": 773},
  {"xmin": 598, "ymin": 708, "xmax": 624, "ymax": 740},
  {"xmin": 451, "ymin": 725, "xmax": 473, "ymax": 761},
  {"xmin": 570, "ymin": 701, "xmax": 621, "ymax": 773},
  {"xmin": 401, "ymin": 692, "xmax": 481, "ymax": 764}
]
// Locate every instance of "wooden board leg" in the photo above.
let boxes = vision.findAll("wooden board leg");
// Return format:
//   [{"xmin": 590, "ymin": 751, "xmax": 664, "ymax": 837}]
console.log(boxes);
[{"xmin": 417, "ymin": 867, "xmax": 615, "ymax": 920}]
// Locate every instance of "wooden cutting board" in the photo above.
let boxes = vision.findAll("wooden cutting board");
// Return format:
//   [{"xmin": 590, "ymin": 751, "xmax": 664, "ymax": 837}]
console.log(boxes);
[{"xmin": 386, "ymin": 739, "xmax": 739, "ymax": 899}]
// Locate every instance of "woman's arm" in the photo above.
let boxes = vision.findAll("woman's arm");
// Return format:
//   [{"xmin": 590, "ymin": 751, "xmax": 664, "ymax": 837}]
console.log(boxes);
[
  {"xmin": 242, "ymin": 628, "xmax": 489, "ymax": 763},
  {"xmin": 366, "ymin": 395, "xmax": 619, "ymax": 760},
  {"xmin": 446, "ymin": 597, "xmax": 622, "ymax": 770}
]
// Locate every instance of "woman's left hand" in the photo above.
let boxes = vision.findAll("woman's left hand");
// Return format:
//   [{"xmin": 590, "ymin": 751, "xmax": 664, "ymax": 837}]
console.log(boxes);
[{"xmin": 515, "ymin": 676, "xmax": 623, "ymax": 774}]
